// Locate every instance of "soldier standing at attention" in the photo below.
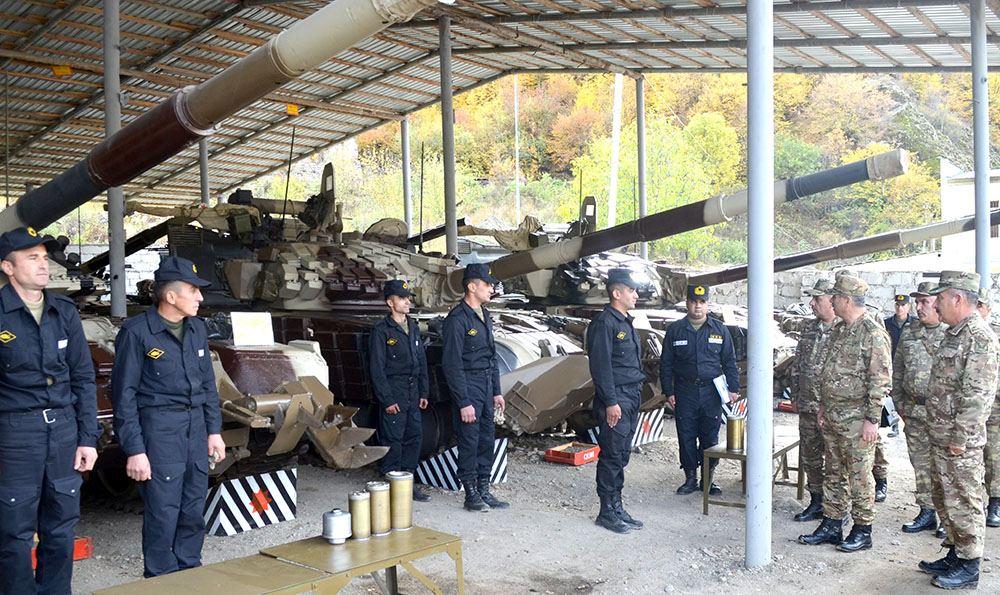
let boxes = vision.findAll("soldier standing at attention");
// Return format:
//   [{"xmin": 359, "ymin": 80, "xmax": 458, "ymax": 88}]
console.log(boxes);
[
  {"xmin": 799, "ymin": 274, "xmax": 892, "ymax": 552},
  {"xmin": 891, "ymin": 282, "xmax": 946, "ymax": 534},
  {"xmin": 885, "ymin": 293, "xmax": 916, "ymax": 355},
  {"xmin": 111, "ymin": 256, "xmax": 226, "ymax": 577},
  {"xmin": 660, "ymin": 284, "xmax": 740, "ymax": 496},
  {"xmin": 441, "ymin": 263, "xmax": 509, "ymax": 512},
  {"xmin": 791, "ymin": 279, "xmax": 836, "ymax": 523},
  {"xmin": 0, "ymin": 227, "xmax": 98, "ymax": 594},
  {"xmin": 368, "ymin": 280, "xmax": 431, "ymax": 502},
  {"xmin": 976, "ymin": 290, "xmax": 1000, "ymax": 528},
  {"xmin": 918, "ymin": 271, "xmax": 999, "ymax": 589},
  {"xmin": 587, "ymin": 268, "xmax": 645, "ymax": 534}
]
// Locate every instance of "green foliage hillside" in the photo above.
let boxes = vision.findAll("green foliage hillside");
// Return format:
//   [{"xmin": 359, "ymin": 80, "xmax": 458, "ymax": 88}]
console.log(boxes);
[{"xmin": 245, "ymin": 72, "xmax": 997, "ymax": 266}]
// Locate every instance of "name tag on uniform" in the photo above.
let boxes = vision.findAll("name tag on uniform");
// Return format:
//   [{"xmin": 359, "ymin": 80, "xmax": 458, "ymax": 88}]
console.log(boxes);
[
  {"xmin": 673, "ymin": 340, "xmax": 688, "ymax": 346},
  {"xmin": 415, "ymin": 340, "xmax": 420, "ymax": 346},
  {"xmin": 57, "ymin": 339, "xmax": 68, "ymax": 349},
  {"xmin": 709, "ymin": 335, "xmax": 723, "ymax": 344},
  {"xmin": 198, "ymin": 349, "xmax": 205, "ymax": 357}
]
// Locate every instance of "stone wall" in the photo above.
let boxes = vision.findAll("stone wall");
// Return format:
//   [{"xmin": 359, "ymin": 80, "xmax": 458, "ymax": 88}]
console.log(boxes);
[
  {"xmin": 710, "ymin": 268, "xmax": 1000, "ymax": 314},
  {"xmin": 65, "ymin": 245, "xmax": 162, "ymax": 294}
]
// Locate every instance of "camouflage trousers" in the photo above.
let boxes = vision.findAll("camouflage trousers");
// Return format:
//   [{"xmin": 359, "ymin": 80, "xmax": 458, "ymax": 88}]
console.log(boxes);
[
  {"xmin": 985, "ymin": 412, "xmax": 1000, "ymax": 497},
  {"xmin": 822, "ymin": 415, "xmax": 877, "ymax": 524},
  {"xmin": 873, "ymin": 434, "xmax": 888, "ymax": 480},
  {"xmin": 930, "ymin": 445, "xmax": 986, "ymax": 559},
  {"xmin": 798, "ymin": 410, "xmax": 825, "ymax": 495},
  {"xmin": 900, "ymin": 405, "xmax": 933, "ymax": 508}
]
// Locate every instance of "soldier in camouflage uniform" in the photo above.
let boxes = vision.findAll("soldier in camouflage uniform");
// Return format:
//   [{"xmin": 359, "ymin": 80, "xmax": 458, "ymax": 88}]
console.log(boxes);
[
  {"xmin": 975, "ymin": 290, "xmax": 1000, "ymax": 529},
  {"xmin": 798, "ymin": 274, "xmax": 892, "ymax": 552},
  {"xmin": 791, "ymin": 278, "xmax": 836, "ymax": 522},
  {"xmin": 917, "ymin": 271, "xmax": 999, "ymax": 590},
  {"xmin": 892, "ymin": 281, "xmax": 946, "ymax": 534}
]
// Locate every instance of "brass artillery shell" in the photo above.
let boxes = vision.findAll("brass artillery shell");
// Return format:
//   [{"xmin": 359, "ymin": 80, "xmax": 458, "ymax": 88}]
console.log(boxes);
[
  {"xmin": 366, "ymin": 481, "xmax": 391, "ymax": 536},
  {"xmin": 386, "ymin": 471, "xmax": 413, "ymax": 531},
  {"xmin": 348, "ymin": 490, "xmax": 371, "ymax": 541}
]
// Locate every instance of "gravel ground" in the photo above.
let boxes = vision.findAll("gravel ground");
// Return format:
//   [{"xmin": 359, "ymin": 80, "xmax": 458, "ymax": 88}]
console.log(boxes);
[{"xmin": 73, "ymin": 412, "xmax": 1000, "ymax": 593}]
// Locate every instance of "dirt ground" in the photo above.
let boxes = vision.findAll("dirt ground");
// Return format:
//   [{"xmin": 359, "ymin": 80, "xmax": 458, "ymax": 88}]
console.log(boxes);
[{"xmin": 73, "ymin": 411, "xmax": 999, "ymax": 593}]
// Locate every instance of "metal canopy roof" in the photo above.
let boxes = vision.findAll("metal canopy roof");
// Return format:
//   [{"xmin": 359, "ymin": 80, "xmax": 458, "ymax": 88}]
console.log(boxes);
[{"xmin": 0, "ymin": 0, "xmax": 996, "ymax": 205}]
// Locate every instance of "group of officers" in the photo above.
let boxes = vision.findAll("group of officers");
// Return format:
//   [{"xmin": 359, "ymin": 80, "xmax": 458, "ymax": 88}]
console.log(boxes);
[
  {"xmin": 4, "ymin": 217, "xmax": 998, "ymax": 592},
  {"xmin": 789, "ymin": 270, "xmax": 1000, "ymax": 590}
]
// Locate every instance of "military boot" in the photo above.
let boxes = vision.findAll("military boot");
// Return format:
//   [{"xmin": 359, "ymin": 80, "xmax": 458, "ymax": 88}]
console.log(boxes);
[
  {"xmin": 595, "ymin": 496, "xmax": 630, "ymax": 534},
  {"xmin": 412, "ymin": 484, "xmax": 431, "ymax": 503},
  {"xmin": 932, "ymin": 557, "xmax": 980, "ymax": 590},
  {"xmin": 987, "ymin": 497, "xmax": 1000, "ymax": 528},
  {"xmin": 836, "ymin": 524, "xmax": 872, "ymax": 552},
  {"xmin": 902, "ymin": 507, "xmax": 937, "ymax": 533},
  {"xmin": 875, "ymin": 478, "xmax": 888, "ymax": 503},
  {"xmin": 462, "ymin": 481, "xmax": 489, "ymax": 512},
  {"xmin": 794, "ymin": 491, "xmax": 824, "ymax": 522},
  {"xmin": 478, "ymin": 477, "xmax": 509, "ymax": 509},
  {"xmin": 676, "ymin": 469, "xmax": 698, "ymax": 495},
  {"xmin": 613, "ymin": 493, "xmax": 643, "ymax": 529},
  {"xmin": 919, "ymin": 545, "xmax": 959, "ymax": 576},
  {"xmin": 699, "ymin": 469, "xmax": 721, "ymax": 496},
  {"xmin": 935, "ymin": 526, "xmax": 947, "ymax": 539},
  {"xmin": 798, "ymin": 517, "xmax": 843, "ymax": 546}
]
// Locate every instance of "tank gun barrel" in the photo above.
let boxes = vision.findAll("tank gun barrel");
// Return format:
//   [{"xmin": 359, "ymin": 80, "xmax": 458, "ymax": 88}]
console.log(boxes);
[
  {"xmin": 445, "ymin": 149, "xmax": 908, "ymax": 294},
  {"xmin": 689, "ymin": 209, "xmax": 1000, "ymax": 287},
  {"xmin": 0, "ymin": 0, "xmax": 440, "ymax": 234}
]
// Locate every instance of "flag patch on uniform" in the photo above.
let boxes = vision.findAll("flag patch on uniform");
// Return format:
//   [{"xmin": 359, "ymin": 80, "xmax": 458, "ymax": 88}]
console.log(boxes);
[
  {"xmin": 0, "ymin": 330, "xmax": 15, "ymax": 343},
  {"xmin": 616, "ymin": 331, "xmax": 626, "ymax": 340},
  {"xmin": 386, "ymin": 338, "xmax": 397, "ymax": 346},
  {"xmin": 467, "ymin": 328, "xmax": 478, "ymax": 336},
  {"xmin": 146, "ymin": 348, "xmax": 165, "ymax": 359}
]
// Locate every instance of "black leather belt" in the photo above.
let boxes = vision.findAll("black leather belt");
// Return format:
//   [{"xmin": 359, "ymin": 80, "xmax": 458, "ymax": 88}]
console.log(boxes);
[
  {"xmin": 0, "ymin": 405, "xmax": 74, "ymax": 423},
  {"xmin": 679, "ymin": 378, "xmax": 713, "ymax": 387}
]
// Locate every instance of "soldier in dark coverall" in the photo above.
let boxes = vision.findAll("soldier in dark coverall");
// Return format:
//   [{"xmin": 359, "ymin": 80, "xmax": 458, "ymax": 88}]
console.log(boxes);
[
  {"xmin": 368, "ymin": 279, "xmax": 431, "ymax": 502},
  {"xmin": 587, "ymin": 268, "xmax": 646, "ymax": 534},
  {"xmin": 660, "ymin": 284, "xmax": 740, "ymax": 496},
  {"xmin": 111, "ymin": 256, "xmax": 225, "ymax": 578},
  {"xmin": 441, "ymin": 263, "xmax": 509, "ymax": 512},
  {"xmin": 0, "ymin": 227, "xmax": 97, "ymax": 595}
]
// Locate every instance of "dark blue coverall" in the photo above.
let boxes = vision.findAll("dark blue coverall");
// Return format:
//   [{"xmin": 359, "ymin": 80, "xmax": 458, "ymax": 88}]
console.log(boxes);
[
  {"xmin": 659, "ymin": 316, "xmax": 739, "ymax": 472},
  {"xmin": 441, "ymin": 301, "xmax": 501, "ymax": 487},
  {"xmin": 0, "ymin": 284, "xmax": 96, "ymax": 595},
  {"xmin": 368, "ymin": 315, "xmax": 429, "ymax": 475},
  {"xmin": 586, "ymin": 305, "xmax": 645, "ymax": 498},
  {"xmin": 111, "ymin": 308, "xmax": 221, "ymax": 578},
  {"xmin": 883, "ymin": 314, "xmax": 915, "ymax": 356}
]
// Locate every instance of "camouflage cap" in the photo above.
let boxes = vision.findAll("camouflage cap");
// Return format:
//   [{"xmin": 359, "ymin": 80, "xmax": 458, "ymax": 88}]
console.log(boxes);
[
  {"xmin": 803, "ymin": 278, "xmax": 832, "ymax": 297},
  {"xmin": 929, "ymin": 270, "xmax": 981, "ymax": 295},
  {"xmin": 909, "ymin": 281, "xmax": 937, "ymax": 298},
  {"xmin": 826, "ymin": 273, "xmax": 868, "ymax": 297}
]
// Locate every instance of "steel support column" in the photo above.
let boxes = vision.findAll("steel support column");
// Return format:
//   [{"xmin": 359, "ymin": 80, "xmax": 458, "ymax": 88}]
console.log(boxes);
[
  {"xmin": 104, "ymin": 0, "xmax": 126, "ymax": 317},
  {"xmin": 199, "ymin": 137, "xmax": 210, "ymax": 205},
  {"xmin": 438, "ymin": 15, "xmax": 458, "ymax": 256},
  {"xmin": 401, "ymin": 117, "xmax": 413, "ymax": 235},
  {"xmin": 636, "ymin": 76, "xmax": 647, "ymax": 259},
  {"xmin": 745, "ymin": 0, "xmax": 774, "ymax": 569},
  {"xmin": 973, "ymin": 0, "xmax": 991, "ymax": 283}
]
